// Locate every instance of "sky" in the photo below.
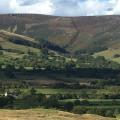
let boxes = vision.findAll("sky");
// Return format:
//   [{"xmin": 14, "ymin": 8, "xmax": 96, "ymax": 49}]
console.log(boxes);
[{"xmin": 0, "ymin": 0, "xmax": 120, "ymax": 16}]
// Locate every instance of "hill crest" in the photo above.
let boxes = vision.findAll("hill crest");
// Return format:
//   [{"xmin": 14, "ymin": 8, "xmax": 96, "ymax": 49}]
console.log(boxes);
[{"xmin": 0, "ymin": 14, "xmax": 120, "ymax": 61}]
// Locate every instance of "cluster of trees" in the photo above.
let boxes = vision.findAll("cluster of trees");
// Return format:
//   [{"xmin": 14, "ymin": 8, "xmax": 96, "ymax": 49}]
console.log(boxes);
[
  {"xmin": 0, "ymin": 96, "xmax": 15, "ymax": 108},
  {"xmin": 0, "ymin": 45, "xmax": 120, "ymax": 71},
  {"xmin": 0, "ymin": 89, "xmax": 120, "ymax": 118},
  {"xmin": 0, "ymin": 89, "xmax": 75, "ymax": 110},
  {"xmin": 9, "ymin": 37, "xmax": 67, "ymax": 54},
  {"xmin": 37, "ymin": 38, "xmax": 67, "ymax": 53},
  {"xmin": 72, "ymin": 106, "xmax": 120, "ymax": 117},
  {"xmin": 0, "ymin": 51, "xmax": 120, "ymax": 80}
]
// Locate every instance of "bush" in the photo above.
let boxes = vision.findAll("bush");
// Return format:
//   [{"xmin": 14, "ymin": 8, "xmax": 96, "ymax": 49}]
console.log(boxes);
[
  {"xmin": 63, "ymin": 102, "xmax": 74, "ymax": 111},
  {"xmin": 74, "ymin": 99, "xmax": 81, "ymax": 105},
  {"xmin": 0, "ymin": 96, "xmax": 15, "ymax": 108},
  {"xmin": 105, "ymin": 110, "xmax": 113, "ymax": 117},
  {"xmin": 72, "ymin": 106, "xmax": 87, "ymax": 114},
  {"xmin": 43, "ymin": 96, "xmax": 59, "ymax": 108}
]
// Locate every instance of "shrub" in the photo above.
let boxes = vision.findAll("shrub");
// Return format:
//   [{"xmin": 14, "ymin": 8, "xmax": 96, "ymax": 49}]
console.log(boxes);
[{"xmin": 74, "ymin": 99, "xmax": 81, "ymax": 106}]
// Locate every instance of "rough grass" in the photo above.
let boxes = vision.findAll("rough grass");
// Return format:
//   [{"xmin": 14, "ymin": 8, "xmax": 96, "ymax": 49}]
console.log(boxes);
[
  {"xmin": 0, "ymin": 30, "xmax": 35, "ymax": 43},
  {"xmin": 0, "ymin": 30, "xmax": 40, "ymax": 57},
  {"xmin": 0, "ymin": 108, "xmax": 116, "ymax": 120},
  {"xmin": 94, "ymin": 48, "xmax": 120, "ymax": 63}
]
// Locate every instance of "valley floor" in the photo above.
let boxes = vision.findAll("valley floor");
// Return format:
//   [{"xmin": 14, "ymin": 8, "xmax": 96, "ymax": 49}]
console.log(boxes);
[{"xmin": 0, "ymin": 108, "xmax": 116, "ymax": 120}]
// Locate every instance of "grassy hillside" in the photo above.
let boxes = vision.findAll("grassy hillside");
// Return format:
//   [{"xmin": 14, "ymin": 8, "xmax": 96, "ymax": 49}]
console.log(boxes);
[
  {"xmin": 1, "ymin": 14, "xmax": 120, "ymax": 55},
  {"xmin": 94, "ymin": 49, "xmax": 120, "ymax": 63},
  {"xmin": 0, "ymin": 30, "xmax": 39, "ymax": 58},
  {"xmin": 0, "ymin": 29, "xmax": 67, "ymax": 58},
  {"xmin": 0, "ymin": 108, "xmax": 116, "ymax": 120}
]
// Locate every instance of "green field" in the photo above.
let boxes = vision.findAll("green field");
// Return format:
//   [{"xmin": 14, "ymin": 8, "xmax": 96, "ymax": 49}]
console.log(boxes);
[
  {"xmin": 19, "ymin": 87, "xmax": 120, "ymax": 95},
  {"xmin": 94, "ymin": 48, "xmax": 120, "ymax": 63}
]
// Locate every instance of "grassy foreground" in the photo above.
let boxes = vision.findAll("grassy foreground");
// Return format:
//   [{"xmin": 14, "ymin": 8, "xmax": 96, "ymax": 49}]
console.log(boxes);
[{"xmin": 0, "ymin": 108, "xmax": 116, "ymax": 120}]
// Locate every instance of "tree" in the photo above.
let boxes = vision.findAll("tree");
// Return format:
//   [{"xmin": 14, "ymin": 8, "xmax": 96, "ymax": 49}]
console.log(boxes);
[
  {"xmin": 63, "ymin": 102, "xmax": 74, "ymax": 111},
  {"xmin": 5, "ymin": 64, "xmax": 15, "ymax": 79},
  {"xmin": 30, "ymin": 88, "xmax": 37, "ymax": 95},
  {"xmin": 74, "ymin": 99, "xmax": 81, "ymax": 106},
  {"xmin": 43, "ymin": 96, "xmax": 59, "ymax": 108}
]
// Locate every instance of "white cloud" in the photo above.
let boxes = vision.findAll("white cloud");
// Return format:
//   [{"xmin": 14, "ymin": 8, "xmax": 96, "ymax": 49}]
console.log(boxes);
[
  {"xmin": 112, "ymin": 0, "xmax": 120, "ymax": 14},
  {"xmin": 0, "ymin": 0, "xmax": 13, "ymax": 13},
  {"xmin": 9, "ymin": 0, "xmax": 55, "ymax": 14},
  {"xmin": 1, "ymin": 0, "xmax": 120, "ymax": 16},
  {"xmin": 52, "ymin": 0, "xmax": 118, "ymax": 16}
]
